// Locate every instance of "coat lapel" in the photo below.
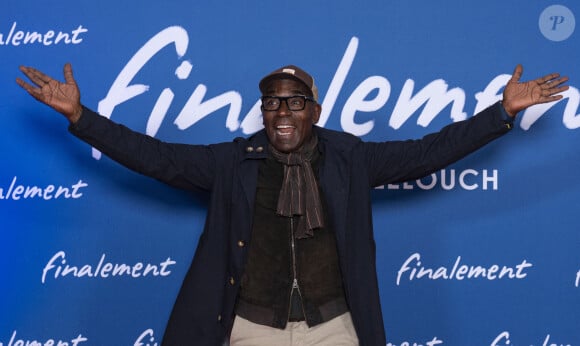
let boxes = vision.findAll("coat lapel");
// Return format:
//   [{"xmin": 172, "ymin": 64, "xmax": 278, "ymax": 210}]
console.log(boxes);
[
  {"xmin": 238, "ymin": 131, "xmax": 269, "ymax": 215},
  {"xmin": 317, "ymin": 129, "xmax": 351, "ymax": 258}
]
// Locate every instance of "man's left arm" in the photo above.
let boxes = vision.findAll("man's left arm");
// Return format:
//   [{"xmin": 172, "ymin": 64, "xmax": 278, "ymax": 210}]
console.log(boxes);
[{"xmin": 364, "ymin": 64, "xmax": 569, "ymax": 186}]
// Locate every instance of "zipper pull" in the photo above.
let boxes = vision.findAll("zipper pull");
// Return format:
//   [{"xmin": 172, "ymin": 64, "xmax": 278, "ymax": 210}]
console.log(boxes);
[{"xmin": 292, "ymin": 278, "xmax": 299, "ymax": 289}]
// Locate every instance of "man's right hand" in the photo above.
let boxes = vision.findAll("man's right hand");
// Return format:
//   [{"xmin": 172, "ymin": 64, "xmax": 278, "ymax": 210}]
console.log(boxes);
[{"xmin": 16, "ymin": 63, "xmax": 83, "ymax": 124}]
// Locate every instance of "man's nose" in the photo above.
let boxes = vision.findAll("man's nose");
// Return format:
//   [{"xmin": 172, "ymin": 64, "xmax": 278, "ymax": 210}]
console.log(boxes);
[{"xmin": 276, "ymin": 99, "xmax": 292, "ymax": 116}]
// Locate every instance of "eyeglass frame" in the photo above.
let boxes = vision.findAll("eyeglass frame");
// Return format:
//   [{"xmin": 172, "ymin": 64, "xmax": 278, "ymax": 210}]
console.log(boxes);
[{"xmin": 260, "ymin": 95, "xmax": 317, "ymax": 111}]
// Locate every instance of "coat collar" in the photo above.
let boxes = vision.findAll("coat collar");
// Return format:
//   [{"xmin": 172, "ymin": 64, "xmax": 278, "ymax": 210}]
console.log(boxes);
[
  {"xmin": 237, "ymin": 126, "xmax": 354, "ymax": 247},
  {"xmin": 238, "ymin": 125, "xmax": 359, "ymax": 159}
]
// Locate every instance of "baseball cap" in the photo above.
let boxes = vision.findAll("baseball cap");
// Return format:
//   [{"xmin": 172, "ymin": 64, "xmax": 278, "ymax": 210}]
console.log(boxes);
[{"xmin": 259, "ymin": 65, "xmax": 319, "ymax": 102}]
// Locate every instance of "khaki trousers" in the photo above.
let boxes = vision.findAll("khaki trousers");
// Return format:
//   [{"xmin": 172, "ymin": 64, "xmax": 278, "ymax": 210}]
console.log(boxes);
[{"xmin": 229, "ymin": 312, "xmax": 359, "ymax": 346}]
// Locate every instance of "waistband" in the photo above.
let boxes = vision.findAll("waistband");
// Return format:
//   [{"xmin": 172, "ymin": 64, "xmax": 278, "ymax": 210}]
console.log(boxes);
[{"xmin": 235, "ymin": 297, "xmax": 349, "ymax": 329}]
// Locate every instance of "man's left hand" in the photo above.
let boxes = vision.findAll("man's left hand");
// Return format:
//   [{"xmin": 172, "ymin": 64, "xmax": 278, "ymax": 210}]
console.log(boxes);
[{"xmin": 502, "ymin": 64, "xmax": 569, "ymax": 117}]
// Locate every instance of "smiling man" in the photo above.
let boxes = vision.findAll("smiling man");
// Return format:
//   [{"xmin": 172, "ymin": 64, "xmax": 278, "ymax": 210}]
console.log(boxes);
[
  {"xmin": 260, "ymin": 67, "xmax": 321, "ymax": 153},
  {"xmin": 17, "ymin": 63, "xmax": 568, "ymax": 346}
]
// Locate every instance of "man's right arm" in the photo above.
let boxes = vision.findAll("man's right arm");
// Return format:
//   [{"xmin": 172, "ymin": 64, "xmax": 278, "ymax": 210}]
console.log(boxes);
[
  {"xmin": 70, "ymin": 107, "xmax": 216, "ymax": 192},
  {"xmin": 17, "ymin": 63, "xmax": 216, "ymax": 192}
]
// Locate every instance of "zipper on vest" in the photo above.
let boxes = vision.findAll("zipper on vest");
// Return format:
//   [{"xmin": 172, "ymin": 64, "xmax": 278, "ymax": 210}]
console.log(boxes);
[{"xmin": 288, "ymin": 217, "xmax": 307, "ymax": 322}]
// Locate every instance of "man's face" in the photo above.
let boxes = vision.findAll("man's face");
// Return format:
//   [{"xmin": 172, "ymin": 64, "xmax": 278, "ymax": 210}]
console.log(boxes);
[{"xmin": 261, "ymin": 78, "xmax": 321, "ymax": 153}]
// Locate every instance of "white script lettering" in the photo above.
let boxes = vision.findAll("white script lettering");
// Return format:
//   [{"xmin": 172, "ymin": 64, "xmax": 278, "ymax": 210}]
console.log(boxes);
[
  {"xmin": 491, "ymin": 331, "xmax": 571, "ymax": 346},
  {"xmin": 41, "ymin": 251, "xmax": 176, "ymax": 283},
  {"xmin": 92, "ymin": 27, "xmax": 578, "ymax": 160},
  {"xmin": 0, "ymin": 22, "xmax": 88, "ymax": 46},
  {"xmin": 0, "ymin": 330, "xmax": 87, "ymax": 346},
  {"xmin": 396, "ymin": 253, "xmax": 533, "ymax": 285},
  {"xmin": 134, "ymin": 329, "xmax": 159, "ymax": 346},
  {"xmin": 387, "ymin": 336, "xmax": 444, "ymax": 346},
  {"xmin": 0, "ymin": 176, "xmax": 88, "ymax": 201}
]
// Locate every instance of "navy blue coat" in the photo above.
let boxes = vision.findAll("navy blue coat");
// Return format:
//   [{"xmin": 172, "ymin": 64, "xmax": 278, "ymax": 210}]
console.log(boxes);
[{"xmin": 71, "ymin": 102, "xmax": 511, "ymax": 346}]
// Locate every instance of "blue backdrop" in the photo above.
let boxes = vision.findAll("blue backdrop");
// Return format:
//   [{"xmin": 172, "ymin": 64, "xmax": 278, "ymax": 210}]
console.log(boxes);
[{"xmin": 1, "ymin": 1, "xmax": 579, "ymax": 345}]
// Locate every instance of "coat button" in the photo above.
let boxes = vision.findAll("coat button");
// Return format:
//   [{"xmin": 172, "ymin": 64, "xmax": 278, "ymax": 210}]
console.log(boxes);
[
  {"xmin": 217, "ymin": 315, "xmax": 222, "ymax": 321},
  {"xmin": 229, "ymin": 277, "xmax": 235, "ymax": 285},
  {"xmin": 246, "ymin": 146, "xmax": 254, "ymax": 153},
  {"xmin": 237, "ymin": 240, "xmax": 245, "ymax": 247},
  {"xmin": 256, "ymin": 146, "xmax": 264, "ymax": 153}
]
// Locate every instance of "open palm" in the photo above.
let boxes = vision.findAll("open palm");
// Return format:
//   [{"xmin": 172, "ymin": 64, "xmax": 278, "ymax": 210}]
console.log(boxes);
[
  {"xmin": 502, "ymin": 64, "xmax": 569, "ymax": 117},
  {"xmin": 16, "ymin": 63, "xmax": 83, "ymax": 123}
]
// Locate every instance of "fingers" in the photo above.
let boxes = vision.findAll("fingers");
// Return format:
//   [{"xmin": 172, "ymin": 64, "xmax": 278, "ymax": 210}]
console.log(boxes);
[
  {"xmin": 16, "ymin": 66, "xmax": 46, "ymax": 100},
  {"xmin": 539, "ymin": 76, "xmax": 569, "ymax": 104},
  {"xmin": 16, "ymin": 72, "xmax": 40, "ymax": 94},
  {"xmin": 541, "ymin": 94, "xmax": 565, "ymax": 103},
  {"xmin": 15, "ymin": 77, "xmax": 34, "ymax": 94},
  {"xmin": 546, "ymin": 83, "xmax": 569, "ymax": 96},
  {"xmin": 15, "ymin": 76, "xmax": 45, "ymax": 101},
  {"xmin": 509, "ymin": 64, "xmax": 523, "ymax": 83},
  {"xmin": 541, "ymin": 75, "xmax": 569, "ymax": 99},
  {"xmin": 543, "ymin": 75, "xmax": 568, "ymax": 88},
  {"xmin": 539, "ymin": 72, "xmax": 562, "ymax": 86},
  {"xmin": 19, "ymin": 65, "xmax": 52, "ymax": 87},
  {"xmin": 63, "ymin": 63, "xmax": 76, "ymax": 85}
]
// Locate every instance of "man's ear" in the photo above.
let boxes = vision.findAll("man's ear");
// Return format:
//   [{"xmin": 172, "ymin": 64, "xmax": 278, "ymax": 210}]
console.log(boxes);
[{"xmin": 312, "ymin": 103, "xmax": 322, "ymax": 124}]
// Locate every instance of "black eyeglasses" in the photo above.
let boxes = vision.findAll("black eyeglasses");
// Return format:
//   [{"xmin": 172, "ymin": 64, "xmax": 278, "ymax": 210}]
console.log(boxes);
[{"xmin": 261, "ymin": 95, "xmax": 316, "ymax": 111}]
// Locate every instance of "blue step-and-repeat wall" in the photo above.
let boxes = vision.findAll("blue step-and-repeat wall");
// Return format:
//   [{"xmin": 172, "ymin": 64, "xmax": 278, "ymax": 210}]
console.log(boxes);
[{"xmin": 1, "ymin": 1, "xmax": 579, "ymax": 345}]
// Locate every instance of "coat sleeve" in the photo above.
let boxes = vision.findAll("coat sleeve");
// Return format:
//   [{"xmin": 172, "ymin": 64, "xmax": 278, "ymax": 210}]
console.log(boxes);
[
  {"xmin": 363, "ymin": 101, "xmax": 513, "ymax": 186},
  {"xmin": 68, "ymin": 106, "xmax": 216, "ymax": 192}
]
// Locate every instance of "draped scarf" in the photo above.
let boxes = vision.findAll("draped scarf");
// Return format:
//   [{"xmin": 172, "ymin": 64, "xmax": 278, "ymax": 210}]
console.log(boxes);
[{"xmin": 269, "ymin": 134, "xmax": 324, "ymax": 239}]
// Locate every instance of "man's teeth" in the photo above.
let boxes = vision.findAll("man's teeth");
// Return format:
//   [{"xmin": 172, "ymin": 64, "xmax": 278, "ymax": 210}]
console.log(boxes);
[{"xmin": 276, "ymin": 125, "xmax": 294, "ymax": 135}]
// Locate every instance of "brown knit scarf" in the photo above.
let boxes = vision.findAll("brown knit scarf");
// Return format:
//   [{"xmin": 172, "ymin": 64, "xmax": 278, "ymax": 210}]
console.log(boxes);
[{"xmin": 269, "ymin": 134, "xmax": 324, "ymax": 239}]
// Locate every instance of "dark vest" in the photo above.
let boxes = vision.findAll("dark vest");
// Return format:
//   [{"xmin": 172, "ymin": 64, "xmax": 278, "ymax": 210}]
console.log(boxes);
[{"xmin": 235, "ymin": 154, "xmax": 348, "ymax": 329}]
